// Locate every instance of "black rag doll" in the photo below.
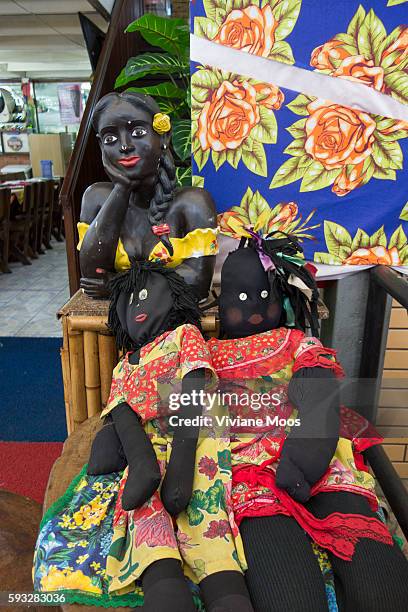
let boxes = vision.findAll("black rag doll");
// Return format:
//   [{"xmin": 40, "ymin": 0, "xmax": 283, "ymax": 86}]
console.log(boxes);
[
  {"xmin": 87, "ymin": 260, "xmax": 253, "ymax": 612},
  {"xmin": 206, "ymin": 235, "xmax": 408, "ymax": 612}
]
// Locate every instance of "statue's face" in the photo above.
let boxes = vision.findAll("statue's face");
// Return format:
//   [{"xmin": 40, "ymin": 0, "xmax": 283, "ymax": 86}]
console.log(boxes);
[
  {"xmin": 97, "ymin": 99, "xmax": 161, "ymax": 181},
  {"xmin": 219, "ymin": 248, "xmax": 283, "ymax": 339},
  {"xmin": 116, "ymin": 272, "xmax": 174, "ymax": 348}
]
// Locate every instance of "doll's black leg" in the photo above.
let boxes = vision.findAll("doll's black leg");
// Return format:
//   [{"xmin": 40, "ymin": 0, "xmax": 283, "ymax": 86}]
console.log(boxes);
[
  {"xmin": 110, "ymin": 402, "xmax": 161, "ymax": 510},
  {"xmin": 239, "ymin": 515, "xmax": 328, "ymax": 612},
  {"xmin": 200, "ymin": 571, "xmax": 254, "ymax": 611},
  {"xmin": 307, "ymin": 492, "xmax": 408, "ymax": 612},
  {"xmin": 141, "ymin": 558, "xmax": 196, "ymax": 611},
  {"xmin": 87, "ymin": 415, "xmax": 127, "ymax": 475}
]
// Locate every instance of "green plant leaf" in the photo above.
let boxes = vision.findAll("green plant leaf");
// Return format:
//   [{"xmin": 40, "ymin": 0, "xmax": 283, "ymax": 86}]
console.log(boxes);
[
  {"xmin": 370, "ymin": 226, "xmax": 387, "ymax": 247},
  {"xmin": 270, "ymin": 155, "xmax": 311, "ymax": 188},
  {"xmin": 126, "ymin": 82, "xmax": 185, "ymax": 98},
  {"xmin": 387, "ymin": 0, "xmax": 408, "ymax": 6},
  {"xmin": 286, "ymin": 94, "xmax": 313, "ymax": 116},
  {"xmin": 191, "ymin": 68, "xmax": 222, "ymax": 105},
  {"xmin": 269, "ymin": 40, "xmax": 295, "ymax": 64},
  {"xmin": 334, "ymin": 32, "xmax": 358, "ymax": 49},
  {"xmin": 324, "ymin": 221, "xmax": 352, "ymax": 256},
  {"xmin": 273, "ymin": 0, "xmax": 302, "ymax": 41},
  {"xmin": 399, "ymin": 202, "xmax": 408, "ymax": 221},
  {"xmin": 358, "ymin": 9, "xmax": 387, "ymax": 60},
  {"xmin": 212, "ymin": 149, "xmax": 227, "ymax": 171},
  {"xmin": 248, "ymin": 190, "xmax": 271, "ymax": 225},
  {"xmin": 115, "ymin": 53, "xmax": 188, "ymax": 88},
  {"xmin": 126, "ymin": 14, "xmax": 188, "ymax": 56},
  {"xmin": 176, "ymin": 166, "xmax": 192, "ymax": 187},
  {"xmin": 389, "ymin": 225, "xmax": 407, "ymax": 250},
  {"xmin": 377, "ymin": 25, "xmax": 405, "ymax": 68},
  {"xmin": 347, "ymin": 5, "xmax": 366, "ymax": 43},
  {"xmin": 283, "ymin": 136, "xmax": 306, "ymax": 157},
  {"xmin": 241, "ymin": 140, "xmax": 268, "ymax": 176},
  {"xmin": 314, "ymin": 252, "xmax": 343, "ymax": 265},
  {"xmin": 194, "ymin": 16, "xmax": 219, "ymax": 39},
  {"xmin": 372, "ymin": 140, "xmax": 403, "ymax": 170},
  {"xmin": 172, "ymin": 119, "xmax": 191, "ymax": 161},
  {"xmin": 250, "ymin": 106, "xmax": 278, "ymax": 144},
  {"xmin": 384, "ymin": 71, "xmax": 408, "ymax": 104},
  {"xmin": 225, "ymin": 148, "xmax": 242, "ymax": 169},
  {"xmin": 192, "ymin": 175, "xmax": 205, "ymax": 188},
  {"xmin": 351, "ymin": 228, "xmax": 371, "ymax": 251},
  {"xmin": 300, "ymin": 162, "xmax": 341, "ymax": 192},
  {"xmin": 194, "ymin": 147, "xmax": 210, "ymax": 172},
  {"xmin": 399, "ymin": 245, "xmax": 408, "ymax": 264},
  {"xmin": 373, "ymin": 165, "xmax": 396, "ymax": 180},
  {"xmin": 374, "ymin": 127, "xmax": 408, "ymax": 142},
  {"xmin": 286, "ymin": 117, "xmax": 307, "ymax": 138}
]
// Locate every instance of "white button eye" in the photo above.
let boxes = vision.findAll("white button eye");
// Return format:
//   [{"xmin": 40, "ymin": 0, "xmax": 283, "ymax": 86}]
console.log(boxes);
[
  {"xmin": 139, "ymin": 288, "xmax": 148, "ymax": 300},
  {"xmin": 239, "ymin": 292, "xmax": 248, "ymax": 301},
  {"xmin": 261, "ymin": 290, "xmax": 269, "ymax": 299}
]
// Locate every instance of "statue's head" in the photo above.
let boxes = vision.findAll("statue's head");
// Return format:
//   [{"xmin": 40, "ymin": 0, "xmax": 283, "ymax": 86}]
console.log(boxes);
[
  {"xmin": 219, "ymin": 235, "xmax": 320, "ymax": 339},
  {"xmin": 108, "ymin": 260, "xmax": 202, "ymax": 352},
  {"xmin": 92, "ymin": 91, "xmax": 172, "ymax": 183}
]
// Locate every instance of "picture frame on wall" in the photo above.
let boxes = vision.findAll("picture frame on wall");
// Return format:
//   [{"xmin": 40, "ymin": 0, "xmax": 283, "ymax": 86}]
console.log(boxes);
[{"xmin": 2, "ymin": 131, "xmax": 29, "ymax": 153}]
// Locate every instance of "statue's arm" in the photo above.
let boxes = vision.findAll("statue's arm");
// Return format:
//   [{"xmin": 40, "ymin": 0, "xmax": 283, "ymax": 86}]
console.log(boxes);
[
  {"xmin": 173, "ymin": 188, "xmax": 217, "ymax": 300},
  {"xmin": 79, "ymin": 182, "xmax": 130, "ymax": 279}
]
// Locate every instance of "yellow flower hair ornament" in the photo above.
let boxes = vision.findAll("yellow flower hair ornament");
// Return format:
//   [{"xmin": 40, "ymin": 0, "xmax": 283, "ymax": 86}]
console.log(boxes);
[{"xmin": 153, "ymin": 113, "xmax": 171, "ymax": 134}]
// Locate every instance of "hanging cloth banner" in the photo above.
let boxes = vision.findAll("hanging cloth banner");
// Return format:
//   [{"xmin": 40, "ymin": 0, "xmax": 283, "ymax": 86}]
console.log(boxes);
[{"xmin": 190, "ymin": 0, "xmax": 408, "ymax": 277}]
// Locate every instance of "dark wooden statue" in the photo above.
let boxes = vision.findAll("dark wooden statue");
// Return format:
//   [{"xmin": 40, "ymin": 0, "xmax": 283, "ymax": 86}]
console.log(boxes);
[{"xmin": 78, "ymin": 92, "xmax": 217, "ymax": 300}]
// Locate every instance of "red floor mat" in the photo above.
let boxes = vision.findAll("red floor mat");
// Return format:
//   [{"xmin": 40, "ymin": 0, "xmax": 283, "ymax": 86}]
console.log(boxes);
[{"xmin": 0, "ymin": 442, "xmax": 63, "ymax": 504}]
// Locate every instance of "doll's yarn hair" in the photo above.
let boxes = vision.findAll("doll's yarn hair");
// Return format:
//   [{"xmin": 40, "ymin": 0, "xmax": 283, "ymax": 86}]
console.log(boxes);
[
  {"xmin": 108, "ymin": 259, "xmax": 202, "ymax": 352},
  {"xmin": 92, "ymin": 92, "xmax": 176, "ymax": 255}
]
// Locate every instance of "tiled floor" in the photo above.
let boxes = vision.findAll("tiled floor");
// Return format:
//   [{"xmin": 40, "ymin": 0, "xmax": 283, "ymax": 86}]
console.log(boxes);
[{"xmin": 0, "ymin": 240, "xmax": 70, "ymax": 337}]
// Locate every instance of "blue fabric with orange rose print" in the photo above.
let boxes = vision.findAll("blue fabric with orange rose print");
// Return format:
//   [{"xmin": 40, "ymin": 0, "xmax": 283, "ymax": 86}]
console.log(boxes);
[{"xmin": 190, "ymin": 0, "xmax": 408, "ymax": 269}]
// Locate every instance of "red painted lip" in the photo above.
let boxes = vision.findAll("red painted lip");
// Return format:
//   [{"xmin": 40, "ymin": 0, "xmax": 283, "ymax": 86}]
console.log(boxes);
[
  {"xmin": 118, "ymin": 156, "xmax": 140, "ymax": 167},
  {"xmin": 134, "ymin": 313, "xmax": 147, "ymax": 322},
  {"xmin": 249, "ymin": 314, "xmax": 263, "ymax": 325}
]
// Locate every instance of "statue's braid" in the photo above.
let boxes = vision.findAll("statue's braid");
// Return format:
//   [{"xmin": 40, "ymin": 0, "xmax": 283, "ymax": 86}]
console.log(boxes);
[{"xmin": 148, "ymin": 149, "xmax": 176, "ymax": 226}]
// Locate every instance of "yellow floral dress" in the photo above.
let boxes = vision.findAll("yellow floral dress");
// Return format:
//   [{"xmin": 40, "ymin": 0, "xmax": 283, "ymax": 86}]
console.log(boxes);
[{"xmin": 77, "ymin": 223, "xmax": 218, "ymax": 270}]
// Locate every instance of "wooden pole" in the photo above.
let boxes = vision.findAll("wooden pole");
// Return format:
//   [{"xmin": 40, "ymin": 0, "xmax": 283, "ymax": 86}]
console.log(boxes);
[
  {"xmin": 98, "ymin": 333, "xmax": 118, "ymax": 410},
  {"xmin": 83, "ymin": 331, "xmax": 101, "ymax": 417},
  {"xmin": 69, "ymin": 328, "xmax": 87, "ymax": 428}
]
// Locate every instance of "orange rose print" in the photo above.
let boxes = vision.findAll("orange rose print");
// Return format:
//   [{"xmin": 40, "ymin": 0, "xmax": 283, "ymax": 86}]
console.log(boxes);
[
  {"xmin": 332, "ymin": 56, "xmax": 385, "ymax": 92},
  {"xmin": 197, "ymin": 80, "xmax": 260, "ymax": 152},
  {"xmin": 345, "ymin": 246, "xmax": 401, "ymax": 266},
  {"xmin": 269, "ymin": 202, "xmax": 299, "ymax": 229},
  {"xmin": 310, "ymin": 39, "xmax": 351, "ymax": 70},
  {"xmin": 253, "ymin": 83, "xmax": 284, "ymax": 110},
  {"xmin": 213, "ymin": 4, "xmax": 276, "ymax": 58},
  {"xmin": 332, "ymin": 161, "xmax": 365, "ymax": 197},
  {"xmin": 381, "ymin": 27, "xmax": 408, "ymax": 70},
  {"xmin": 304, "ymin": 101, "xmax": 376, "ymax": 170}
]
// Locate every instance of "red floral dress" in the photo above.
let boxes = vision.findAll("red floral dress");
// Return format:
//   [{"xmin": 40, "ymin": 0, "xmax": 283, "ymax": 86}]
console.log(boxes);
[{"xmin": 207, "ymin": 328, "xmax": 393, "ymax": 561}]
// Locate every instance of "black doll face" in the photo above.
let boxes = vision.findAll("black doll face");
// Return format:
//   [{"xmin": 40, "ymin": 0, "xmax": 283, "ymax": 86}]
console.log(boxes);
[
  {"xmin": 116, "ymin": 272, "xmax": 174, "ymax": 347},
  {"xmin": 219, "ymin": 248, "xmax": 283, "ymax": 339},
  {"xmin": 97, "ymin": 99, "xmax": 162, "ymax": 181}
]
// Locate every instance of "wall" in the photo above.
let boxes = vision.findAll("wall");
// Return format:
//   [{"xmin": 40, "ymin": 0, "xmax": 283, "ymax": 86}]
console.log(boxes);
[
  {"xmin": 0, "ymin": 153, "xmax": 30, "ymax": 170},
  {"xmin": 173, "ymin": 0, "xmax": 188, "ymax": 18},
  {"xmin": 380, "ymin": 299, "xmax": 408, "ymax": 489}
]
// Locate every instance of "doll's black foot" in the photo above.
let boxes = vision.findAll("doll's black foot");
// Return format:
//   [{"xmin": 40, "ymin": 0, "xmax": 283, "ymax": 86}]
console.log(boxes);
[
  {"xmin": 121, "ymin": 463, "xmax": 161, "ymax": 511},
  {"xmin": 200, "ymin": 571, "xmax": 254, "ymax": 612},
  {"xmin": 87, "ymin": 418, "xmax": 127, "ymax": 475},
  {"xmin": 142, "ymin": 559, "xmax": 196, "ymax": 612}
]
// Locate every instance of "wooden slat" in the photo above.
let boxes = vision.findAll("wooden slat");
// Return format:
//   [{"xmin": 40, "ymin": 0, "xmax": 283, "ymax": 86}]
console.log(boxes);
[
  {"xmin": 383, "ymin": 444, "xmax": 406, "ymax": 462},
  {"xmin": 377, "ymin": 425, "xmax": 408, "ymax": 437},
  {"xmin": 381, "ymin": 370, "xmax": 408, "ymax": 388},
  {"xmin": 379, "ymin": 389, "xmax": 408, "ymax": 408},
  {"xmin": 393, "ymin": 463, "xmax": 408, "ymax": 478},
  {"xmin": 377, "ymin": 408, "xmax": 408, "ymax": 426},
  {"xmin": 392, "ymin": 299, "xmax": 404, "ymax": 308},
  {"xmin": 383, "ymin": 350, "xmax": 408, "ymax": 369},
  {"xmin": 390, "ymin": 308, "xmax": 408, "ymax": 328},
  {"xmin": 386, "ymin": 329, "xmax": 408, "ymax": 349}
]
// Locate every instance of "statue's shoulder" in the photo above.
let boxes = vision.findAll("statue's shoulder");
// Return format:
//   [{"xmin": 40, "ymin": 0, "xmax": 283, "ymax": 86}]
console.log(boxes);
[
  {"xmin": 172, "ymin": 187, "xmax": 216, "ymax": 225},
  {"xmin": 80, "ymin": 182, "xmax": 113, "ymax": 223}
]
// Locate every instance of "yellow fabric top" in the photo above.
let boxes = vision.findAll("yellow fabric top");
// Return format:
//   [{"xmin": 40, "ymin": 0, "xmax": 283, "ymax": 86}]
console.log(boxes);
[{"xmin": 77, "ymin": 222, "xmax": 218, "ymax": 271}]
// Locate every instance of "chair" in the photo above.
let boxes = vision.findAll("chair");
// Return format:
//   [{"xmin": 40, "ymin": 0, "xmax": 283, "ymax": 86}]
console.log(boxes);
[
  {"xmin": 0, "ymin": 188, "xmax": 11, "ymax": 273},
  {"xmin": 31, "ymin": 181, "xmax": 46, "ymax": 255},
  {"xmin": 8, "ymin": 184, "xmax": 36, "ymax": 265},
  {"xmin": 42, "ymin": 180, "xmax": 56, "ymax": 249},
  {"xmin": 0, "ymin": 171, "xmax": 26, "ymax": 182},
  {"xmin": 51, "ymin": 177, "xmax": 65, "ymax": 242}
]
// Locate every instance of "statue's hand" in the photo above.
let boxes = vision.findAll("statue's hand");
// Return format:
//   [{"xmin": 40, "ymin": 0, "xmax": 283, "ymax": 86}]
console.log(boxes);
[
  {"xmin": 101, "ymin": 153, "xmax": 139, "ymax": 190},
  {"xmin": 80, "ymin": 270, "xmax": 115, "ymax": 299}
]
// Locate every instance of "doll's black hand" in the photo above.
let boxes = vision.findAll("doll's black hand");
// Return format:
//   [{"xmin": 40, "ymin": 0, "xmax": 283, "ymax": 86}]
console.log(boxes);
[
  {"xmin": 80, "ymin": 270, "xmax": 115, "ymax": 299},
  {"xmin": 161, "ymin": 438, "xmax": 197, "ymax": 516},
  {"xmin": 87, "ymin": 418, "xmax": 127, "ymax": 475}
]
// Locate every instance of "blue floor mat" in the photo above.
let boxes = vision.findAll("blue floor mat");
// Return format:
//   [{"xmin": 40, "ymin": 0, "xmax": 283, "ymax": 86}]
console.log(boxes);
[{"xmin": 0, "ymin": 337, "xmax": 67, "ymax": 442}]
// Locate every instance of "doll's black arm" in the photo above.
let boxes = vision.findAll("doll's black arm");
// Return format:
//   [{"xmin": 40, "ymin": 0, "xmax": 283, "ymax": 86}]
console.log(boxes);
[
  {"xmin": 87, "ymin": 414, "xmax": 127, "ymax": 475},
  {"xmin": 276, "ymin": 366, "xmax": 340, "ymax": 502},
  {"xmin": 161, "ymin": 368, "xmax": 205, "ymax": 516}
]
